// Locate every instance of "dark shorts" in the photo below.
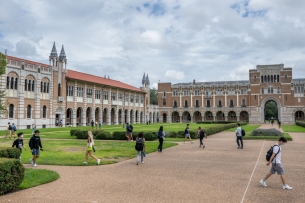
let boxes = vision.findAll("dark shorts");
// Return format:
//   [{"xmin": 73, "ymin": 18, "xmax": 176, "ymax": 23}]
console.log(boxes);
[
  {"xmin": 270, "ymin": 163, "xmax": 285, "ymax": 175},
  {"xmin": 32, "ymin": 148, "xmax": 40, "ymax": 156}
]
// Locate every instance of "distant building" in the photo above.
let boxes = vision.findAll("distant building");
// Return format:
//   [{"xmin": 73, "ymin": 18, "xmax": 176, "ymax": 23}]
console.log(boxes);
[
  {"xmin": 158, "ymin": 64, "xmax": 305, "ymax": 123},
  {"xmin": 1, "ymin": 43, "xmax": 153, "ymax": 129}
]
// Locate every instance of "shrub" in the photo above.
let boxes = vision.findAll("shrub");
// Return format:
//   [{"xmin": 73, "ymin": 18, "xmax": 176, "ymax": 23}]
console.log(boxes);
[
  {"xmin": 296, "ymin": 122, "xmax": 305, "ymax": 128},
  {"xmin": 251, "ymin": 129, "xmax": 283, "ymax": 136},
  {"xmin": 112, "ymin": 132, "xmax": 127, "ymax": 140},
  {"xmin": 75, "ymin": 131, "xmax": 89, "ymax": 139},
  {"xmin": 95, "ymin": 132, "xmax": 112, "ymax": 140},
  {"xmin": 70, "ymin": 129, "xmax": 80, "ymax": 136},
  {"xmin": 0, "ymin": 148, "xmax": 21, "ymax": 159}
]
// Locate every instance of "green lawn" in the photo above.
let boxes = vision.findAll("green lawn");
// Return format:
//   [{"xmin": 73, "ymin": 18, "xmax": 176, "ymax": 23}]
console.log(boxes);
[
  {"xmin": 0, "ymin": 139, "xmax": 177, "ymax": 166},
  {"xmin": 281, "ymin": 125, "xmax": 305, "ymax": 133},
  {"xmin": 225, "ymin": 125, "xmax": 261, "ymax": 132},
  {"xmin": 19, "ymin": 168, "xmax": 60, "ymax": 189}
]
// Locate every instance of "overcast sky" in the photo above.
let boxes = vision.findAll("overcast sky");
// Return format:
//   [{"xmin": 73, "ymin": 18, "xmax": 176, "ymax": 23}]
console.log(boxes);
[{"xmin": 1, "ymin": 0, "xmax": 305, "ymax": 89}]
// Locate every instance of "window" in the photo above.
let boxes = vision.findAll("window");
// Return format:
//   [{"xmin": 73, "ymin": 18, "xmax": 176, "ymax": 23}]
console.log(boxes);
[
  {"xmin": 6, "ymin": 77, "xmax": 9, "ymax": 89},
  {"xmin": 135, "ymin": 96, "xmax": 139, "ymax": 103},
  {"xmin": 163, "ymin": 90, "xmax": 166, "ymax": 97},
  {"xmin": 27, "ymin": 105, "xmax": 31, "ymax": 118},
  {"xmin": 217, "ymin": 89, "xmax": 223, "ymax": 95},
  {"xmin": 9, "ymin": 104, "xmax": 14, "ymax": 118},
  {"xmin": 184, "ymin": 100, "xmax": 188, "ymax": 107},
  {"xmin": 230, "ymin": 99, "xmax": 234, "ymax": 107},
  {"xmin": 173, "ymin": 100, "xmax": 177, "ymax": 107},
  {"xmin": 184, "ymin": 90, "xmax": 189, "ymax": 96},
  {"xmin": 218, "ymin": 100, "xmax": 222, "ymax": 107},
  {"xmin": 118, "ymin": 93, "xmax": 122, "ymax": 101},
  {"xmin": 261, "ymin": 75, "xmax": 264, "ymax": 83},
  {"xmin": 277, "ymin": 87, "xmax": 280, "ymax": 93},
  {"xmin": 58, "ymin": 83, "xmax": 61, "ymax": 96},
  {"xmin": 241, "ymin": 89, "xmax": 247, "ymax": 95},
  {"xmin": 268, "ymin": 86, "xmax": 274, "ymax": 94},
  {"xmin": 111, "ymin": 92, "xmax": 116, "ymax": 100},
  {"xmin": 67, "ymin": 86, "xmax": 74, "ymax": 96},
  {"xmin": 104, "ymin": 91, "xmax": 108, "ymax": 100},
  {"xmin": 14, "ymin": 78, "xmax": 18, "ymax": 90},
  {"xmin": 194, "ymin": 90, "xmax": 200, "ymax": 95},
  {"xmin": 242, "ymin": 99, "xmax": 246, "ymax": 106},
  {"xmin": 195, "ymin": 100, "xmax": 199, "ymax": 107},
  {"xmin": 140, "ymin": 96, "xmax": 144, "ymax": 104},
  {"xmin": 47, "ymin": 83, "xmax": 49, "ymax": 93},
  {"xmin": 130, "ymin": 95, "xmax": 134, "ymax": 103},
  {"xmin": 207, "ymin": 112, "xmax": 213, "ymax": 118},
  {"xmin": 95, "ymin": 90, "xmax": 101, "ymax": 99},
  {"xmin": 261, "ymin": 87, "xmax": 264, "ymax": 94},
  {"xmin": 228, "ymin": 89, "xmax": 235, "ymax": 95},
  {"xmin": 86, "ymin": 88, "xmax": 92, "ymax": 98},
  {"xmin": 207, "ymin": 100, "xmax": 211, "ymax": 107},
  {"xmin": 125, "ymin": 95, "xmax": 129, "ymax": 102},
  {"xmin": 77, "ymin": 87, "xmax": 84, "ymax": 97},
  {"xmin": 284, "ymin": 74, "xmax": 287, "ymax": 80},
  {"xmin": 10, "ymin": 77, "xmax": 14, "ymax": 89},
  {"xmin": 254, "ymin": 76, "xmax": 257, "ymax": 82},
  {"xmin": 32, "ymin": 81, "xmax": 35, "ymax": 92},
  {"xmin": 296, "ymin": 111, "xmax": 302, "ymax": 118},
  {"xmin": 25, "ymin": 79, "xmax": 27, "ymax": 91},
  {"xmin": 163, "ymin": 100, "xmax": 166, "ymax": 106},
  {"xmin": 173, "ymin": 90, "xmax": 178, "ymax": 96},
  {"xmin": 42, "ymin": 106, "xmax": 47, "ymax": 118}
]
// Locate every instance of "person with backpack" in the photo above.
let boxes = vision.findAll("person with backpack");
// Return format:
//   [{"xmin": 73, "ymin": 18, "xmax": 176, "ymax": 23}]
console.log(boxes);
[
  {"xmin": 11, "ymin": 123, "xmax": 17, "ymax": 138},
  {"xmin": 83, "ymin": 131, "xmax": 100, "ymax": 165},
  {"xmin": 125, "ymin": 123, "xmax": 133, "ymax": 141},
  {"xmin": 29, "ymin": 130, "xmax": 43, "ymax": 167},
  {"xmin": 184, "ymin": 124, "xmax": 193, "ymax": 144},
  {"xmin": 260, "ymin": 137, "xmax": 292, "ymax": 190},
  {"xmin": 235, "ymin": 123, "xmax": 243, "ymax": 149},
  {"xmin": 197, "ymin": 127, "xmax": 207, "ymax": 148},
  {"xmin": 135, "ymin": 132, "xmax": 146, "ymax": 165},
  {"xmin": 12, "ymin": 132, "xmax": 27, "ymax": 160},
  {"xmin": 157, "ymin": 126, "xmax": 165, "ymax": 152},
  {"xmin": 5, "ymin": 122, "xmax": 12, "ymax": 139}
]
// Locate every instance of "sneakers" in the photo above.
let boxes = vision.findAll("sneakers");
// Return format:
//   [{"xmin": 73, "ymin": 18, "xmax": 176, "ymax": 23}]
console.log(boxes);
[
  {"xmin": 33, "ymin": 164, "xmax": 37, "ymax": 167},
  {"xmin": 83, "ymin": 162, "xmax": 88, "ymax": 164},
  {"xmin": 97, "ymin": 159, "xmax": 101, "ymax": 165},
  {"xmin": 184, "ymin": 141, "xmax": 186, "ymax": 144},
  {"xmin": 283, "ymin": 185, "xmax": 292, "ymax": 190},
  {"xmin": 237, "ymin": 146, "xmax": 241, "ymax": 149},
  {"xmin": 260, "ymin": 179, "xmax": 267, "ymax": 187},
  {"xmin": 136, "ymin": 161, "xmax": 139, "ymax": 165},
  {"xmin": 30, "ymin": 158, "xmax": 34, "ymax": 165},
  {"xmin": 141, "ymin": 161, "xmax": 144, "ymax": 164}
]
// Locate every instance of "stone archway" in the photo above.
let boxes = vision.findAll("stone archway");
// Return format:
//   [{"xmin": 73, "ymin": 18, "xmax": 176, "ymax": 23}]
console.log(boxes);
[
  {"xmin": 260, "ymin": 97, "xmax": 281, "ymax": 123},
  {"xmin": 172, "ymin": 111, "xmax": 180, "ymax": 123}
]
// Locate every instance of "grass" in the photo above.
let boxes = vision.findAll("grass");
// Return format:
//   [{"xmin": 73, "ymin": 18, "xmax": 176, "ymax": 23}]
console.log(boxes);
[
  {"xmin": 281, "ymin": 125, "xmax": 305, "ymax": 133},
  {"xmin": 242, "ymin": 133, "xmax": 292, "ymax": 141},
  {"xmin": 18, "ymin": 168, "xmax": 60, "ymax": 189},
  {"xmin": 225, "ymin": 125, "xmax": 260, "ymax": 132},
  {"xmin": 0, "ymin": 139, "xmax": 177, "ymax": 166}
]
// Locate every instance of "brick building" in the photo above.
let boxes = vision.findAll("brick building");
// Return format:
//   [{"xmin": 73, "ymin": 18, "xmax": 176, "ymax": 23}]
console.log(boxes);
[
  {"xmin": 158, "ymin": 64, "xmax": 305, "ymax": 124},
  {"xmin": 1, "ymin": 43, "xmax": 155, "ymax": 129}
]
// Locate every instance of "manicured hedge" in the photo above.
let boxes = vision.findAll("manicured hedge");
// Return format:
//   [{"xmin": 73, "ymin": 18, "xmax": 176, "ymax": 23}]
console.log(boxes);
[
  {"xmin": 95, "ymin": 132, "xmax": 112, "ymax": 140},
  {"xmin": 0, "ymin": 148, "xmax": 21, "ymax": 159},
  {"xmin": 0, "ymin": 148, "xmax": 25, "ymax": 195},
  {"xmin": 251, "ymin": 129, "xmax": 283, "ymax": 136},
  {"xmin": 70, "ymin": 129, "xmax": 104, "ymax": 136},
  {"xmin": 296, "ymin": 122, "xmax": 305, "ymax": 128},
  {"xmin": 197, "ymin": 121, "xmax": 238, "ymax": 124}
]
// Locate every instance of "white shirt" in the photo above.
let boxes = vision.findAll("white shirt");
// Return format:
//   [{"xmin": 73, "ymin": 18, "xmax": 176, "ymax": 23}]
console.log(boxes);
[
  {"xmin": 272, "ymin": 143, "xmax": 282, "ymax": 164},
  {"xmin": 235, "ymin": 127, "xmax": 242, "ymax": 136}
]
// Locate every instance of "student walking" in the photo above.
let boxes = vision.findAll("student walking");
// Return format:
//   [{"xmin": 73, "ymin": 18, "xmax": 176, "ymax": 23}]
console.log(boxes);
[
  {"xmin": 135, "ymin": 132, "xmax": 146, "ymax": 165},
  {"xmin": 5, "ymin": 122, "xmax": 12, "ymax": 139},
  {"xmin": 260, "ymin": 137, "xmax": 292, "ymax": 190},
  {"xmin": 12, "ymin": 132, "xmax": 27, "ymax": 160},
  {"xmin": 278, "ymin": 120, "xmax": 281, "ymax": 129},
  {"xmin": 91, "ymin": 120, "xmax": 94, "ymax": 129},
  {"xmin": 99, "ymin": 121, "xmax": 102, "ymax": 129},
  {"xmin": 271, "ymin": 119, "xmax": 274, "ymax": 126},
  {"xmin": 83, "ymin": 131, "xmax": 100, "ymax": 165},
  {"xmin": 235, "ymin": 123, "xmax": 243, "ymax": 149},
  {"xmin": 29, "ymin": 130, "xmax": 43, "ymax": 167},
  {"xmin": 157, "ymin": 126, "xmax": 165, "ymax": 152},
  {"xmin": 197, "ymin": 127, "xmax": 207, "ymax": 148},
  {"xmin": 31, "ymin": 123, "xmax": 36, "ymax": 135},
  {"xmin": 184, "ymin": 124, "xmax": 193, "ymax": 143},
  {"xmin": 125, "ymin": 123, "xmax": 133, "ymax": 141}
]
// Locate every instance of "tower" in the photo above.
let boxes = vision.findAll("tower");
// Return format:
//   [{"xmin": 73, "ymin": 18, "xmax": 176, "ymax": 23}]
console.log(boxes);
[{"xmin": 49, "ymin": 42, "xmax": 58, "ymax": 66}]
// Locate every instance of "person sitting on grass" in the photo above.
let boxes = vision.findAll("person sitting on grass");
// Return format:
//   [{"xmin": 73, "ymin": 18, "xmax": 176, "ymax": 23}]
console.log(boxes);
[{"xmin": 83, "ymin": 131, "xmax": 100, "ymax": 165}]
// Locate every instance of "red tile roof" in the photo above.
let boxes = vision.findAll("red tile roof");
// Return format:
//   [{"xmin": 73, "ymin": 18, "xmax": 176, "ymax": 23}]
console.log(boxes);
[
  {"xmin": 6, "ymin": 55, "xmax": 51, "ymax": 68},
  {"xmin": 67, "ymin": 70, "xmax": 145, "ymax": 93}
]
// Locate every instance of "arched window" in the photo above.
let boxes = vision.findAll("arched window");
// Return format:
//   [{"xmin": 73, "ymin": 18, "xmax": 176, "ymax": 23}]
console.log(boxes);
[
  {"xmin": 58, "ymin": 83, "xmax": 61, "ymax": 96},
  {"xmin": 14, "ymin": 78, "xmax": 18, "ymax": 90},
  {"xmin": 254, "ymin": 76, "xmax": 257, "ymax": 82},
  {"xmin": 27, "ymin": 105, "xmax": 31, "ymax": 118},
  {"xmin": 9, "ymin": 104, "xmax": 14, "ymax": 118},
  {"xmin": 32, "ymin": 81, "xmax": 35, "ymax": 92},
  {"xmin": 163, "ymin": 90, "xmax": 166, "ymax": 97},
  {"xmin": 47, "ymin": 83, "xmax": 49, "ymax": 93},
  {"xmin": 6, "ymin": 77, "xmax": 9, "ymax": 89},
  {"xmin": 218, "ymin": 100, "xmax": 222, "ymax": 107},
  {"xmin": 10, "ymin": 77, "xmax": 14, "ymax": 89},
  {"xmin": 207, "ymin": 100, "xmax": 211, "ymax": 107},
  {"xmin": 42, "ymin": 106, "xmax": 47, "ymax": 118},
  {"xmin": 25, "ymin": 79, "xmax": 27, "ymax": 91},
  {"xmin": 44, "ymin": 82, "xmax": 46, "ymax": 93},
  {"xmin": 28, "ymin": 80, "xmax": 31, "ymax": 91},
  {"xmin": 230, "ymin": 99, "xmax": 234, "ymax": 107},
  {"xmin": 174, "ymin": 100, "xmax": 177, "ymax": 107},
  {"xmin": 184, "ymin": 100, "xmax": 188, "ymax": 107}
]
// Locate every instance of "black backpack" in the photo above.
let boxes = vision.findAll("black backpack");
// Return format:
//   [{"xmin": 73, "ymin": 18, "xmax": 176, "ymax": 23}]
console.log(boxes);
[
  {"xmin": 184, "ymin": 128, "xmax": 188, "ymax": 134},
  {"xmin": 8, "ymin": 125, "xmax": 12, "ymax": 130},
  {"xmin": 135, "ymin": 138, "xmax": 143, "ymax": 151},
  {"xmin": 157, "ymin": 130, "xmax": 163, "ymax": 139},
  {"xmin": 130, "ymin": 125, "xmax": 133, "ymax": 131},
  {"xmin": 200, "ymin": 130, "xmax": 205, "ymax": 137},
  {"xmin": 241, "ymin": 129, "xmax": 246, "ymax": 136},
  {"xmin": 266, "ymin": 145, "xmax": 280, "ymax": 162}
]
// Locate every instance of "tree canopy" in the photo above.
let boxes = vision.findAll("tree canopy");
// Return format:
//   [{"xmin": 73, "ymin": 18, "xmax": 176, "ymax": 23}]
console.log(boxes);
[
  {"xmin": 264, "ymin": 101, "xmax": 278, "ymax": 119},
  {"xmin": 150, "ymin": 88, "xmax": 158, "ymax": 105},
  {"xmin": 0, "ymin": 52, "xmax": 7, "ymax": 113}
]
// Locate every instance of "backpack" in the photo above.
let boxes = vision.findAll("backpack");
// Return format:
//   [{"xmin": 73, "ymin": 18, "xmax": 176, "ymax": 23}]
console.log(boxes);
[
  {"xmin": 200, "ymin": 130, "xmax": 205, "ymax": 137},
  {"xmin": 130, "ymin": 125, "xmax": 133, "ymax": 131},
  {"xmin": 241, "ymin": 129, "xmax": 246, "ymax": 136},
  {"xmin": 8, "ymin": 125, "xmax": 12, "ymax": 130},
  {"xmin": 157, "ymin": 130, "xmax": 163, "ymax": 139},
  {"xmin": 266, "ymin": 145, "xmax": 280, "ymax": 162},
  {"xmin": 184, "ymin": 128, "xmax": 188, "ymax": 134},
  {"xmin": 135, "ymin": 138, "xmax": 143, "ymax": 151}
]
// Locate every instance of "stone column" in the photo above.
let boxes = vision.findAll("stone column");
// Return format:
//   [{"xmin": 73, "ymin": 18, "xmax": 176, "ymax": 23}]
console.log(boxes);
[
  {"xmin": 106, "ymin": 109, "xmax": 111, "ymax": 125},
  {"xmin": 225, "ymin": 115, "xmax": 228, "ymax": 121},
  {"xmin": 114, "ymin": 108, "xmax": 118, "ymax": 125},
  {"xmin": 72, "ymin": 81, "xmax": 77, "ymax": 127},
  {"xmin": 126, "ymin": 110, "xmax": 130, "ymax": 124}
]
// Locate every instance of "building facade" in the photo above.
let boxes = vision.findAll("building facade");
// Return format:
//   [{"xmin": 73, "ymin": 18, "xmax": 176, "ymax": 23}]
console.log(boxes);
[
  {"xmin": 158, "ymin": 64, "xmax": 305, "ymax": 124},
  {"xmin": 1, "ymin": 43, "xmax": 153, "ymax": 129}
]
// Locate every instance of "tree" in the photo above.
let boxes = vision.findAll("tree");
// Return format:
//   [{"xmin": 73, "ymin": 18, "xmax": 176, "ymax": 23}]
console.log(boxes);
[
  {"xmin": 150, "ymin": 88, "xmax": 158, "ymax": 105},
  {"xmin": 0, "ymin": 52, "xmax": 7, "ymax": 114},
  {"xmin": 264, "ymin": 101, "xmax": 278, "ymax": 119}
]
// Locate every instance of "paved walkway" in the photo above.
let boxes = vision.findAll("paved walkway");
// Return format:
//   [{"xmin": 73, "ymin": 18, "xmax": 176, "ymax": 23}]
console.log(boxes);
[{"xmin": 1, "ymin": 127, "xmax": 304, "ymax": 203}]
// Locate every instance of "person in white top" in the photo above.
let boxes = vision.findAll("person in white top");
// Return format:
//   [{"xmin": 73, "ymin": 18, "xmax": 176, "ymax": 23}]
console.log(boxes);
[{"xmin": 260, "ymin": 137, "xmax": 292, "ymax": 190}]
